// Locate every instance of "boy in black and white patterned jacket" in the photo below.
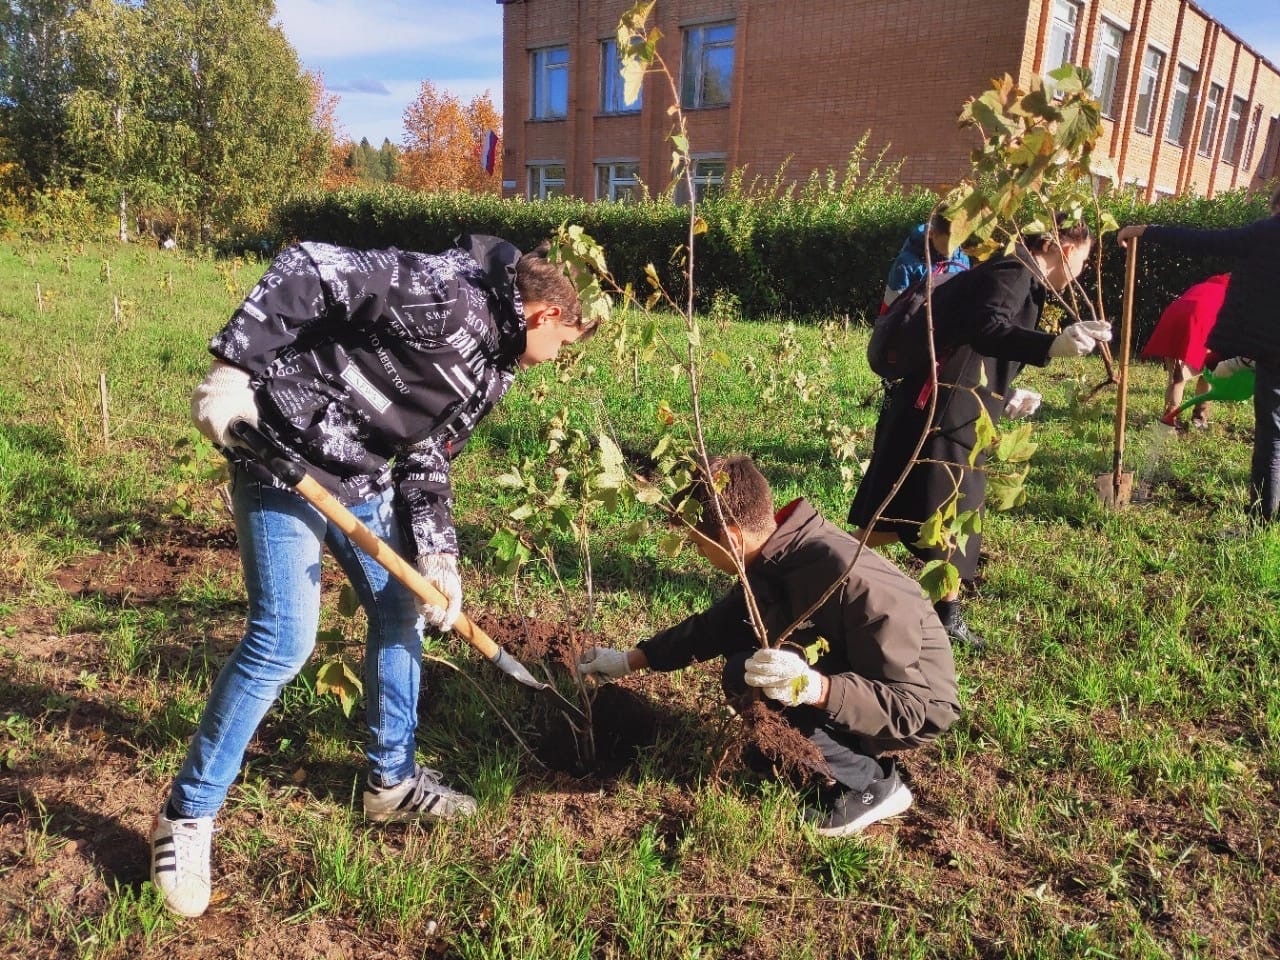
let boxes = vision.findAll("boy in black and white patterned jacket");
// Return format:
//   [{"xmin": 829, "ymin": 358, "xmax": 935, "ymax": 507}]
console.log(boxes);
[{"xmin": 151, "ymin": 234, "xmax": 590, "ymax": 919}]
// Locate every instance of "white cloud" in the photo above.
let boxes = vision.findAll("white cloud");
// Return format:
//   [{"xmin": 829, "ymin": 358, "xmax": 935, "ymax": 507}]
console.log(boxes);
[{"xmin": 327, "ymin": 78, "xmax": 393, "ymax": 95}]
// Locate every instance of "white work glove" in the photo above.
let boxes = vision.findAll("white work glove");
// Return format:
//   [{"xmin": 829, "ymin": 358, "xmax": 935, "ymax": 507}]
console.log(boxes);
[
  {"xmin": 576, "ymin": 647, "xmax": 633, "ymax": 680},
  {"xmin": 1049, "ymin": 320, "xmax": 1111, "ymax": 358},
  {"xmin": 415, "ymin": 553, "xmax": 462, "ymax": 632},
  {"xmin": 1211, "ymin": 356, "xmax": 1253, "ymax": 378},
  {"xmin": 743, "ymin": 648, "xmax": 825, "ymax": 707},
  {"xmin": 1003, "ymin": 388, "xmax": 1042, "ymax": 419},
  {"xmin": 191, "ymin": 359, "xmax": 258, "ymax": 448}
]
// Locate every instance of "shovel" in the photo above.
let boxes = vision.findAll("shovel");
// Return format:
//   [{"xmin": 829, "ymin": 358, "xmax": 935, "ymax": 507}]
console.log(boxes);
[
  {"xmin": 1096, "ymin": 238, "xmax": 1137, "ymax": 508},
  {"xmin": 229, "ymin": 420, "xmax": 585, "ymax": 721}
]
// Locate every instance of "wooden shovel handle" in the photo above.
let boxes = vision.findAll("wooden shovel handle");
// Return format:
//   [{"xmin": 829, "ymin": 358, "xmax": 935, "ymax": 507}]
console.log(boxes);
[
  {"xmin": 293, "ymin": 474, "xmax": 502, "ymax": 662},
  {"xmin": 1113, "ymin": 239, "xmax": 1138, "ymax": 484}
]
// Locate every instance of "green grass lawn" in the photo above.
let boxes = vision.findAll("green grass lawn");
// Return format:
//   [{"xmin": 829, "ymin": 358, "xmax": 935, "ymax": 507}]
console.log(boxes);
[{"xmin": 1, "ymin": 241, "xmax": 1277, "ymax": 959}]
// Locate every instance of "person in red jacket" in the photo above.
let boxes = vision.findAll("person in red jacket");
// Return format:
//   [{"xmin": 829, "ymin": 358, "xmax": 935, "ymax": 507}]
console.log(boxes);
[
  {"xmin": 1119, "ymin": 183, "xmax": 1280, "ymax": 528},
  {"xmin": 1139, "ymin": 274, "xmax": 1231, "ymax": 429},
  {"xmin": 577, "ymin": 454, "xmax": 960, "ymax": 836}
]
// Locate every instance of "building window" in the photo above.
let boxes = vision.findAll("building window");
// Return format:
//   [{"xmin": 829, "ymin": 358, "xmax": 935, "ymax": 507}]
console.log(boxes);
[
  {"xmin": 601, "ymin": 39, "xmax": 641, "ymax": 114},
  {"xmin": 528, "ymin": 164, "xmax": 566, "ymax": 199},
  {"xmin": 1243, "ymin": 104, "xmax": 1264, "ymax": 169},
  {"xmin": 1261, "ymin": 116, "xmax": 1280, "ymax": 178},
  {"xmin": 1134, "ymin": 47, "xmax": 1165, "ymax": 134},
  {"xmin": 531, "ymin": 46, "xmax": 569, "ymax": 120},
  {"xmin": 596, "ymin": 162, "xmax": 640, "ymax": 201},
  {"xmin": 1046, "ymin": 0, "xmax": 1080, "ymax": 70},
  {"xmin": 1094, "ymin": 21, "xmax": 1125, "ymax": 117},
  {"xmin": 1165, "ymin": 66, "xmax": 1196, "ymax": 145},
  {"xmin": 680, "ymin": 22, "xmax": 734, "ymax": 108},
  {"xmin": 675, "ymin": 157, "xmax": 726, "ymax": 204},
  {"xmin": 1198, "ymin": 83, "xmax": 1224, "ymax": 156},
  {"xmin": 1222, "ymin": 95, "xmax": 1247, "ymax": 163}
]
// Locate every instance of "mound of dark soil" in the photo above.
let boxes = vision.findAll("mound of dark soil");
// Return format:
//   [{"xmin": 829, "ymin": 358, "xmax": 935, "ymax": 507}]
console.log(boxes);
[{"xmin": 474, "ymin": 612, "xmax": 827, "ymax": 783}]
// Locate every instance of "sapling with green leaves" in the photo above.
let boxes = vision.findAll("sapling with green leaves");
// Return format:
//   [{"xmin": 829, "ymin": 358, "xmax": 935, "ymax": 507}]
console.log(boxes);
[
  {"xmin": 569, "ymin": 4, "xmax": 963, "ymax": 833},
  {"xmin": 304, "ymin": 583, "xmax": 364, "ymax": 717},
  {"xmin": 849, "ymin": 65, "xmax": 1118, "ymax": 643}
]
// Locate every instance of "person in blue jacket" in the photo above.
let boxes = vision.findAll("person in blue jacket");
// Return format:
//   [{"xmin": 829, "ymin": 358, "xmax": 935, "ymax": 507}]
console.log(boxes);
[
  {"xmin": 880, "ymin": 213, "xmax": 971, "ymax": 312},
  {"xmin": 1118, "ymin": 183, "xmax": 1280, "ymax": 530}
]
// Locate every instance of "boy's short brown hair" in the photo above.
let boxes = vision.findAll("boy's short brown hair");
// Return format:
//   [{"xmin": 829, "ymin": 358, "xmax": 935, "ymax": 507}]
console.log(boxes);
[
  {"xmin": 683, "ymin": 454, "xmax": 777, "ymax": 541},
  {"xmin": 515, "ymin": 241, "xmax": 588, "ymax": 331}
]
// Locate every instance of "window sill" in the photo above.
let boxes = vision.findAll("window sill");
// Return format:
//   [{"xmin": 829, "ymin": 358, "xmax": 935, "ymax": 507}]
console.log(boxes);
[
  {"xmin": 680, "ymin": 103, "xmax": 731, "ymax": 112},
  {"xmin": 1162, "ymin": 138, "xmax": 1186, "ymax": 149},
  {"xmin": 529, "ymin": 116, "xmax": 567, "ymax": 123},
  {"xmin": 596, "ymin": 110, "xmax": 642, "ymax": 119}
]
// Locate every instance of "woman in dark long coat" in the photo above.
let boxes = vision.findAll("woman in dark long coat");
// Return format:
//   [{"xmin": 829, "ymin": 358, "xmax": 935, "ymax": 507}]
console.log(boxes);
[{"xmin": 848, "ymin": 221, "xmax": 1106, "ymax": 648}]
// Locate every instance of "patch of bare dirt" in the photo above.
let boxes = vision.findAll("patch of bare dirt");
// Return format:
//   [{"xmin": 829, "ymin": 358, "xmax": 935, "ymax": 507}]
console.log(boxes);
[
  {"xmin": 0, "ymin": 535, "xmax": 1275, "ymax": 959},
  {"xmin": 52, "ymin": 526, "xmax": 238, "ymax": 603}
]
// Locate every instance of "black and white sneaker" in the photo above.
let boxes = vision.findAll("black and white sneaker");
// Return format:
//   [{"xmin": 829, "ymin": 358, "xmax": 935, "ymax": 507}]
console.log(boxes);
[
  {"xmin": 943, "ymin": 612, "xmax": 986, "ymax": 652},
  {"xmin": 150, "ymin": 807, "xmax": 214, "ymax": 917},
  {"xmin": 810, "ymin": 764, "xmax": 913, "ymax": 837},
  {"xmin": 363, "ymin": 766, "xmax": 478, "ymax": 823}
]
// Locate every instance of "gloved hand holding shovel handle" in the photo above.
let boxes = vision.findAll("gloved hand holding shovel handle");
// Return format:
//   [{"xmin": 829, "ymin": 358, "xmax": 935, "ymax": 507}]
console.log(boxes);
[{"xmin": 228, "ymin": 420, "xmax": 584, "ymax": 719}]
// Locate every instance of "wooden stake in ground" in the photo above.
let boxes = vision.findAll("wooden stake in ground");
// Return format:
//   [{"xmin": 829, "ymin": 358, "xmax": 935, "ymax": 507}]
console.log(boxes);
[
  {"xmin": 1097, "ymin": 239, "xmax": 1137, "ymax": 507},
  {"xmin": 99, "ymin": 372, "xmax": 110, "ymax": 449}
]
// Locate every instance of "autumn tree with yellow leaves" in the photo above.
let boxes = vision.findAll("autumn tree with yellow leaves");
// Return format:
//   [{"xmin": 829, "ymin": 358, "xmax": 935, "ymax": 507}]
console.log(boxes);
[{"xmin": 399, "ymin": 80, "xmax": 501, "ymax": 194}]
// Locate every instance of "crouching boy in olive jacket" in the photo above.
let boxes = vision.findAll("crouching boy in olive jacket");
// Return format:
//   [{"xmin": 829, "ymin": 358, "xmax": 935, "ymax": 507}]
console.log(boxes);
[{"xmin": 578, "ymin": 454, "xmax": 960, "ymax": 835}]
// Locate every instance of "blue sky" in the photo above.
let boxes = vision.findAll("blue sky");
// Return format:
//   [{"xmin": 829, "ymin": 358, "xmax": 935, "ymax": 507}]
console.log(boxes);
[
  {"xmin": 273, "ymin": 0, "xmax": 505, "ymax": 146},
  {"xmin": 272, "ymin": 0, "xmax": 1280, "ymax": 148}
]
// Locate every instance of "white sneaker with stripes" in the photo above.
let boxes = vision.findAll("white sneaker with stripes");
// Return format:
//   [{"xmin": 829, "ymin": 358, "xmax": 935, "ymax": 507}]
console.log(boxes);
[
  {"xmin": 150, "ymin": 808, "xmax": 213, "ymax": 917},
  {"xmin": 363, "ymin": 766, "xmax": 478, "ymax": 823}
]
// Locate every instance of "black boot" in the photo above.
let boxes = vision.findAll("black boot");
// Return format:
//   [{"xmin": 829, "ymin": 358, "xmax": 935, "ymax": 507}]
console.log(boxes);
[{"xmin": 933, "ymin": 600, "xmax": 986, "ymax": 652}]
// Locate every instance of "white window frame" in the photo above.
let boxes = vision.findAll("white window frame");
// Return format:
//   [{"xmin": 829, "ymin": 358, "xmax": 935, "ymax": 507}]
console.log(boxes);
[
  {"xmin": 1222, "ymin": 95, "xmax": 1247, "ymax": 163},
  {"xmin": 1165, "ymin": 65, "xmax": 1196, "ymax": 145},
  {"xmin": 680, "ymin": 22, "xmax": 734, "ymax": 109},
  {"xmin": 1094, "ymin": 21, "xmax": 1125, "ymax": 117},
  {"xmin": 1199, "ymin": 83, "xmax": 1224, "ymax": 157},
  {"xmin": 1046, "ymin": 0, "xmax": 1080, "ymax": 71},
  {"xmin": 601, "ymin": 38, "xmax": 641, "ymax": 114},
  {"xmin": 595, "ymin": 161, "xmax": 640, "ymax": 201},
  {"xmin": 674, "ymin": 156, "xmax": 726, "ymax": 205},
  {"xmin": 1134, "ymin": 46, "xmax": 1165, "ymax": 135},
  {"xmin": 531, "ymin": 46, "xmax": 569, "ymax": 120},
  {"xmin": 528, "ymin": 163, "xmax": 566, "ymax": 200}
]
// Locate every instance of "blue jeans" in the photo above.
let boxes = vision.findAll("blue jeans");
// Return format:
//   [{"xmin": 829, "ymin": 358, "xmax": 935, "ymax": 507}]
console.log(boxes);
[
  {"xmin": 1251, "ymin": 359, "xmax": 1280, "ymax": 523},
  {"xmin": 169, "ymin": 466, "xmax": 425, "ymax": 818}
]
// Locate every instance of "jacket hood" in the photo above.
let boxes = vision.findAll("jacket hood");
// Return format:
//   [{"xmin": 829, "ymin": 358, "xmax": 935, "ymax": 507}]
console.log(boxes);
[
  {"xmin": 457, "ymin": 233, "xmax": 527, "ymax": 366},
  {"xmin": 901, "ymin": 222, "xmax": 965, "ymax": 264},
  {"xmin": 755, "ymin": 498, "xmax": 825, "ymax": 573},
  {"xmin": 902, "ymin": 223, "xmax": 928, "ymax": 258}
]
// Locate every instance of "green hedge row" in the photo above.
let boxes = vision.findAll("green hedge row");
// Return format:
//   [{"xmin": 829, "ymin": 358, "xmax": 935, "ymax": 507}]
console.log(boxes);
[
  {"xmin": 271, "ymin": 186, "xmax": 934, "ymax": 321},
  {"xmin": 272, "ymin": 184, "xmax": 1274, "ymax": 344}
]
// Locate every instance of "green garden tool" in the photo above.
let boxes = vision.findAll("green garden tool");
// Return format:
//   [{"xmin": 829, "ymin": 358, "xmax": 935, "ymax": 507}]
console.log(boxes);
[{"xmin": 1160, "ymin": 364, "xmax": 1255, "ymax": 426}]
